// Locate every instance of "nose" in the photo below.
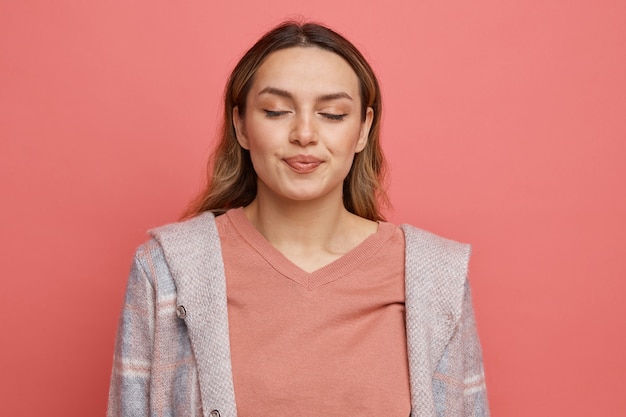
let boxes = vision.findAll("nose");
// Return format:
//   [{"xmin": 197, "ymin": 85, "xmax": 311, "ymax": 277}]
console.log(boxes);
[{"xmin": 289, "ymin": 112, "xmax": 317, "ymax": 146}]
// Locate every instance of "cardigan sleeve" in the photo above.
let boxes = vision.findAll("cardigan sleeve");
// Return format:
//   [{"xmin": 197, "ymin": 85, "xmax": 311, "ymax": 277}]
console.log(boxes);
[
  {"xmin": 107, "ymin": 246, "xmax": 155, "ymax": 417},
  {"xmin": 433, "ymin": 280, "xmax": 490, "ymax": 417}
]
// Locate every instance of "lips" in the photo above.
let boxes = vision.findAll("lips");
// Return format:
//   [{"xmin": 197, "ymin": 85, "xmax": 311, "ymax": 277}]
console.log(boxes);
[{"xmin": 283, "ymin": 155, "xmax": 323, "ymax": 174}]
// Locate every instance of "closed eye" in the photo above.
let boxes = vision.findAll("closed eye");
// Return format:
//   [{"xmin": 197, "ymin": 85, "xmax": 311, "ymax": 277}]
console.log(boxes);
[
  {"xmin": 320, "ymin": 113, "xmax": 347, "ymax": 121},
  {"xmin": 263, "ymin": 110, "xmax": 289, "ymax": 118}
]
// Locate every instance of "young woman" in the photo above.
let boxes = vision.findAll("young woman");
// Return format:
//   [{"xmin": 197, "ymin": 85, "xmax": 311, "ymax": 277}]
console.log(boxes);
[{"xmin": 107, "ymin": 21, "xmax": 489, "ymax": 417}]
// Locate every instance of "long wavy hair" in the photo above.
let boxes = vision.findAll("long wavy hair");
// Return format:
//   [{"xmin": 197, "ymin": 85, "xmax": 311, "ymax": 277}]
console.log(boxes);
[{"xmin": 185, "ymin": 21, "xmax": 388, "ymax": 220}]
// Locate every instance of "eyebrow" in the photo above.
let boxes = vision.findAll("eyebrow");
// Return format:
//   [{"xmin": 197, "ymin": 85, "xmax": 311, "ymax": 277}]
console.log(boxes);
[{"xmin": 258, "ymin": 86, "xmax": 353, "ymax": 102}]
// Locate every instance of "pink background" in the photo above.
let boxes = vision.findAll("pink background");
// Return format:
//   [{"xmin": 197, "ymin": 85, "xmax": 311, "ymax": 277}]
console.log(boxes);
[{"xmin": 1, "ymin": 1, "xmax": 625, "ymax": 415}]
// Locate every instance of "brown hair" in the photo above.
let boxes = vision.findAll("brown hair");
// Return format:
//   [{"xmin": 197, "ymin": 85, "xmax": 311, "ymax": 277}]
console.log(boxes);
[{"xmin": 185, "ymin": 21, "xmax": 388, "ymax": 220}]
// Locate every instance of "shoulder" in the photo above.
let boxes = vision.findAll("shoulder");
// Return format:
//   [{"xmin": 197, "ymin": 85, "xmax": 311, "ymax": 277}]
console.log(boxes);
[
  {"xmin": 144, "ymin": 212, "xmax": 227, "ymax": 295},
  {"xmin": 149, "ymin": 209, "xmax": 220, "ymax": 258},
  {"xmin": 400, "ymin": 224, "xmax": 470, "ymax": 322},
  {"xmin": 144, "ymin": 211, "xmax": 219, "ymax": 259},
  {"xmin": 400, "ymin": 224, "xmax": 470, "ymax": 263},
  {"xmin": 400, "ymin": 224, "xmax": 470, "ymax": 283},
  {"xmin": 129, "ymin": 212, "xmax": 221, "ymax": 286},
  {"xmin": 149, "ymin": 211, "xmax": 218, "ymax": 243},
  {"xmin": 132, "ymin": 211, "xmax": 220, "ymax": 259}
]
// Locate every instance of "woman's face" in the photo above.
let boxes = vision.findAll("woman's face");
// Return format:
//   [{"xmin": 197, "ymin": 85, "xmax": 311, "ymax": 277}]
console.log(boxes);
[{"xmin": 234, "ymin": 46, "xmax": 373, "ymax": 207}]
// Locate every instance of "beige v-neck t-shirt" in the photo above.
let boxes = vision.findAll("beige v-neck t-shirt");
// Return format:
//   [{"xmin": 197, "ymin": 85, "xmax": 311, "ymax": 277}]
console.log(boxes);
[{"xmin": 216, "ymin": 207, "xmax": 411, "ymax": 416}]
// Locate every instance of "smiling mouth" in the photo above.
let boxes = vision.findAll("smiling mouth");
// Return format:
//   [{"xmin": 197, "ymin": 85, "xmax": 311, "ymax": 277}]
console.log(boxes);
[{"xmin": 283, "ymin": 156, "xmax": 323, "ymax": 174}]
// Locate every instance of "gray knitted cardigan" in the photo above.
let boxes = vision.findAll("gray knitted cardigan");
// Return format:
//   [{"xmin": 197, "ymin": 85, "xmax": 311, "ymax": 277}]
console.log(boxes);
[{"xmin": 107, "ymin": 212, "xmax": 489, "ymax": 417}]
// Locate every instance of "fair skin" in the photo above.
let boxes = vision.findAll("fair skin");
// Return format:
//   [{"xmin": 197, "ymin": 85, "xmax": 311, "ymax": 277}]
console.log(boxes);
[{"xmin": 233, "ymin": 46, "xmax": 377, "ymax": 272}]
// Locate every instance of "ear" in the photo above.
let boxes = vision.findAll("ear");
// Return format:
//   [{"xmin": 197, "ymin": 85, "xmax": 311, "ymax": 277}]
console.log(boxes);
[
  {"xmin": 355, "ymin": 107, "xmax": 374, "ymax": 153},
  {"xmin": 233, "ymin": 106, "xmax": 250, "ymax": 150}
]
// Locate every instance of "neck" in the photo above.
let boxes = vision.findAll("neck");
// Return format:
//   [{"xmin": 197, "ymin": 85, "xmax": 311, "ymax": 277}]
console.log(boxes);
[
  {"xmin": 241, "ymin": 185, "xmax": 379, "ymax": 272},
  {"xmin": 244, "ymin": 192, "xmax": 350, "ymax": 249}
]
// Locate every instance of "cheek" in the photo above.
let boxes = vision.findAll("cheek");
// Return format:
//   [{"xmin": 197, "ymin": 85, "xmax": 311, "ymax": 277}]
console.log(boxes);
[
  {"xmin": 244, "ymin": 121, "xmax": 274, "ymax": 152},
  {"xmin": 331, "ymin": 124, "xmax": 366, "ymax": 154}
]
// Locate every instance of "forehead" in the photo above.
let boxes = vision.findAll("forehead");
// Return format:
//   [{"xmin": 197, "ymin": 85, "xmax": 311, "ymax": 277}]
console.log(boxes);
[{"xmin": 251, "ymin": 46, "xmax": 360, "ymax": 96}]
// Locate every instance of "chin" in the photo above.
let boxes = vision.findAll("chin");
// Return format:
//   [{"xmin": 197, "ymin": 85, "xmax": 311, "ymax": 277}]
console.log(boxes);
[
  {"xmin": 274, "ymin": 187, "xmax": 332, "ymax": 203},
  {"xmin": 259, "ymin": 179, "xmax": 342, "ymax": 204}
]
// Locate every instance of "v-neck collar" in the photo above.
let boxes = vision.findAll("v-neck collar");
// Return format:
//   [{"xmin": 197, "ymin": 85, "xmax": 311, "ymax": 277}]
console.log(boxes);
[{"xmin": 225, "ymin": 207, "xmax": 396, "ymax": 291}]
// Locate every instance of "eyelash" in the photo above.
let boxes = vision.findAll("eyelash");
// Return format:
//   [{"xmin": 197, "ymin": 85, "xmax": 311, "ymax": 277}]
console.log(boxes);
[
  {"xmin": 264, "ymin": 110, "xmax": 288, "ymax": 118},
  {"xmin": 321, "ymin": 113, "xmax": 347, "ymax": 121},
  {"xmin": 263, "ymin": 110, "xmax": 347, "ymax": 121}
]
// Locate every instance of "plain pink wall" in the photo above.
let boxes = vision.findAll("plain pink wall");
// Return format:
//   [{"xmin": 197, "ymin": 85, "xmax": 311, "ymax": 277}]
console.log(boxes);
[{"xmin": 1, "ymin": 1, "xmax": 625, "ymax": 415}]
